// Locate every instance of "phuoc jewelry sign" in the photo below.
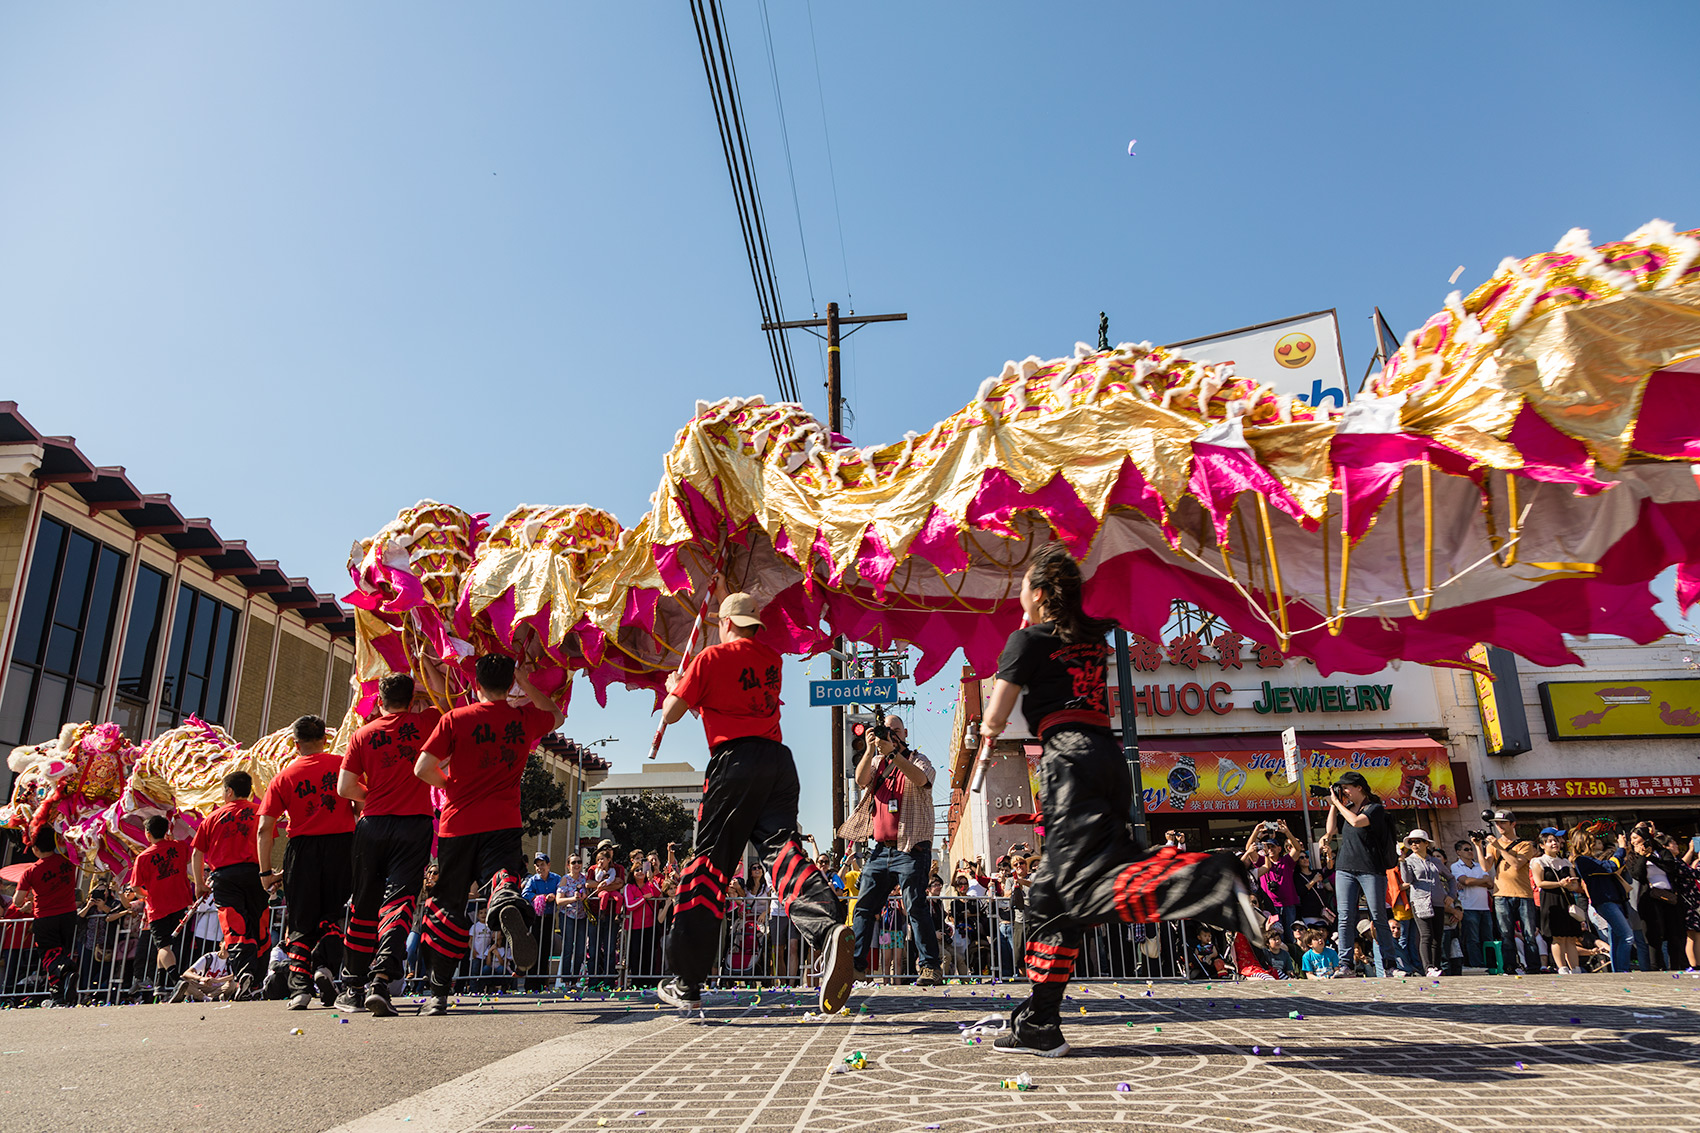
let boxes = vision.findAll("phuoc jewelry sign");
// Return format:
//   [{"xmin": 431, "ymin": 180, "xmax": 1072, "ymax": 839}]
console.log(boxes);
[{"xmin": 1093, "ymin": 632, "xmax": 1441, "ymax": 737}]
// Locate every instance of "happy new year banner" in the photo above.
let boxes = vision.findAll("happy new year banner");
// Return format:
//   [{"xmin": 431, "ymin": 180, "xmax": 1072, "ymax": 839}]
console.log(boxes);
[{"xmin": 1137, "ymin": 733, "xmax": 1455, "ymax": 815}]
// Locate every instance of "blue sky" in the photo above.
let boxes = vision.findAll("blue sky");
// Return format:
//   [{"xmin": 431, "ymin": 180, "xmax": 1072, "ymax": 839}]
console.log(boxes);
[{"xmin": 2, "ymin": 3, "xmax": 1697, "ymax": 842}]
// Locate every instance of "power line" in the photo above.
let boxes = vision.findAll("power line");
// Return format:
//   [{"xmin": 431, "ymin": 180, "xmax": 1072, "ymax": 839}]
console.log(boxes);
[
  {"xmin": 757, "ymin": 0, "xmax": 816, "ymax": 313},
  {"xmin": 804, "ymin": 0, "xmax": 852, "ymax": 306},
  {"xmin": 690, "ymin": 0, "xmax": 801, "ymax": 403}
]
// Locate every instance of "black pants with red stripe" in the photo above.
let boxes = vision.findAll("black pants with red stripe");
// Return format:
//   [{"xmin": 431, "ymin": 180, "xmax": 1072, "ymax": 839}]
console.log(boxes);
[
  {"xmin": 419, "ymin": 825, "xmax": 531, "ymax": 993},
  {"xmin": 342, "ymin": 814, "xmax": 432, "ymax": 988},
  {"xmin": 1011, "ymin": 725, "xmax": 1259, "ymax": 1047},
  {"xmin": 211, "ymin": 863, "xmax": 270, "ymax": 988},
  {"xmin": 281, "ymin": 831, "xmax": 354, "ymax": 994},
  {"xmin": 664, "ymin": 738, "xmax": 843, "ymax": 990},
  {"xmin": 32, "ymin": 912, "xmax": 78, "ymax": 1004}
]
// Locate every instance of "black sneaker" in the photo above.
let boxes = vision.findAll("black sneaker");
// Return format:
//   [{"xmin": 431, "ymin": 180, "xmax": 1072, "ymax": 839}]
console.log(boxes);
[
  {"xmin": 287, "ymin": 991, "xmax": 313, "ymax": 1011},
  {"xmin": 423, "ymin": 992, "xmax": 449, "ymax": 1016},
  {"xmin": 314, "ymin": 967, "xmax": 337, "ymax": 1008},
  {"xmin": 498, "ymin": 905, "xmax": 538, "ymax": 972},
  {"xmin": 656, "ymin": 977, "xmax": 701, "ymax": 1011},
  {"xmin": 230, "ymin": 973, "xmax": 256, "ymax": 1002},
  {"xmin": 365, "ymin": 981, "xmax": 397, "ymax": 1018},
  {"xmin": 167, "ymin": 980, "xmax": 191, "ymax": 1004},
  {"xmin": 819, "ymin": 925, "xmax": 855, "ymax": 1014},
  {"xmin": 333, "ymin": 986, "xmax": 362, "ymax": 1012},
  {"xmin": 992, "ymin": 1030, "xmax": 1071, "ymax": 1058}
]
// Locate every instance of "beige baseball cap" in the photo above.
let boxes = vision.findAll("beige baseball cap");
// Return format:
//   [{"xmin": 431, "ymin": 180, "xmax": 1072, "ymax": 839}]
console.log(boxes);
[{"xmin": 718, "ymin": 592, "xmax": 764, "ymax": 628}]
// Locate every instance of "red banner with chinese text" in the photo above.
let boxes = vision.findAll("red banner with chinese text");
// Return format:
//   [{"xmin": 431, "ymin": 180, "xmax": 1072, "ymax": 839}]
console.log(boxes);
[{"xmin": 1492, "ymin": 776, "xmax": 1698, "ymax": 802}]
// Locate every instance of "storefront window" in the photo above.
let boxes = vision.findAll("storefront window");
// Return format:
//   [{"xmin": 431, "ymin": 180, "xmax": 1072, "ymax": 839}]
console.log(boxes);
[
  {"xmin": 110, "ymin": 564, "xmax": 170, "ymax": 742},
  {"xmin": 0, "ymin": 518, "xmax": 127, "ymax": 749},
  {"xmin": 154, "ymin": 585, "xmax": 240, "ymax": 731}
]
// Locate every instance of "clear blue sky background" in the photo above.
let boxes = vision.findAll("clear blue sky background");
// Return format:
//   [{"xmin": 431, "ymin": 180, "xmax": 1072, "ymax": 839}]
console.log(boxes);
[{"xmin": 2, "ymin": 3, "xmax": 1696, "ymax": 842}]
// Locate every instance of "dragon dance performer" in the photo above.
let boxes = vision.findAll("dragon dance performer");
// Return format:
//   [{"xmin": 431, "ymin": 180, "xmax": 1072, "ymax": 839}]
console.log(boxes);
[
  {"xmin": 655, "ymin": 591, "xmax": 854, "ymax": 1016},
  {"xmin": 191, "ymin": 771, "xmax": 269, "ymax": 999},
  {"xmin": 978, "ymin": 544, "xmax": 1261, "ymax": 1057},
  {"xmin": 126, "ymin": 815, "xmax": 195, "ymax": 1002},
  {"xmin": 14, "ymin": 828, "xmax": 78, "ymax": 1006},
  {"xmin": 336, "ymin": 673, "xmax": 442, "ymax": 1016},
  {"xmin": 258, "ymin": 715, "xmax": 358, "ymax": 1011},
  {"xmin": 414, "ymin": 655, "xmax": 562, "ymax": 1016}
]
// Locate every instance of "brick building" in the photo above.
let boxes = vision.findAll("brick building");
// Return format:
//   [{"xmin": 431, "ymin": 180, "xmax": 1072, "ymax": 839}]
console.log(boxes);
[{"xmin": 0, "ymin": 402, "xmax": 355, "ymax": 777}]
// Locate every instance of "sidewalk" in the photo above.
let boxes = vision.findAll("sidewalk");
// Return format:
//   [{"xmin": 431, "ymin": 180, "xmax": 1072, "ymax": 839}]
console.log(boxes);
[
  {"xmin": 345, "ymin": 974, "xmax": 1700, "ymax": 1133},
  {"xmin": 3, "ymin": 975, "xmax": 1699, "ymax": 1132}
]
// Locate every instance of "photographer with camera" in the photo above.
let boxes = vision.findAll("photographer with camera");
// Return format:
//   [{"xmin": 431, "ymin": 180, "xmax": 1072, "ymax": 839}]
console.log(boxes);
[
  {"xmin": 841, "ymin": 713, "xmax": 942, "ymax": 986},
  {"xmin": 1241, "ymin": 821, "xmax": 1305, "ymax": 940},
  {"xmin": 1323, "ymin": 771, "xmax": 1400, "ymax": 977},
  {"xmin": 1480, "ymin": 808, "xmax": 1541, "ymax": 975}
]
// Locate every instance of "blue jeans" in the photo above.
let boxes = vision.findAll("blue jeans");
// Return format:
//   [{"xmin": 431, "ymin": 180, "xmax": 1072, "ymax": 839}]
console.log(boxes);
[
  {"xmin": 1458, "ymin": 908, "xmax": 1492, "ymax": 968},
  {"xmin": 557, "ymin": 916, "xmax": 589, "ymax": 979},
  {"xmin": 1335, "ymin": 870, "xmax": 1398, "ymax": 977},
  {"xmin": 851, "ymin": 842, "xmax": 939, "ymax": 971},
  {"xmin": 1494, "ymin": 896, "xmax": 1540, "ymax": 974},
  {"xmin": 1592, "ymin": 901, "xmax": 1634, "ymax": 974},
  {"xmin": 996, "ymin": 922, "xmax": 1015, "ymax": 977}
]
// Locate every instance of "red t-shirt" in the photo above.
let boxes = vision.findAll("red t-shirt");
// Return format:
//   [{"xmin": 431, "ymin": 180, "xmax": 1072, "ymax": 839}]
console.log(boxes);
[
  {"xmin": 20, "ymin": 853, "xmax": 76, "ymax": 918},
  {"xmin": 128, "ymin": 839, "xmax": 194, "ymax": 922},
  {"xmin": 670, "ymin": 636, "xmax": 783, "ymax": 749},
  {"xmin": 423, "ymin": 701, "xmax": 555, "ymax": 838},
  {"xmin": 342, "ymin": 709, "xmax": 441, "ymax": 817},
  {"xmin": 191, "ymin": 798, "xmax": 261, "ymax": 870},
  {"xmin": 259, "ymin": 749, "xmax": 358, "ymax": 838}
]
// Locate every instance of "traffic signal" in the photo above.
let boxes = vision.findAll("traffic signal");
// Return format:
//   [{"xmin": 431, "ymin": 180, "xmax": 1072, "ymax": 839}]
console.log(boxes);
[{"xmin": 846, "ymin": 714, "xmax": 876, "ymax": 761}]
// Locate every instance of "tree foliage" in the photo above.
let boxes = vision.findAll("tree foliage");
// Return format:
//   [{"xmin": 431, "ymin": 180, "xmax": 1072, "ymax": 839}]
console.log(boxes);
[
  {"xmin": 519, "ymin": 752, "xmax": 575, "ymax": 838},
  {"xmin": 601, "ymin": 791, "xmax": 695, "ymax": 856}
]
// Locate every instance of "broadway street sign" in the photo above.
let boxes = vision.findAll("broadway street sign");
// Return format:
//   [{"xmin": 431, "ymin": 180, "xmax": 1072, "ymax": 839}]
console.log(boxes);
[{"xmin": 808, "ymin": 678, "xmax": 898, "ymax": 707}]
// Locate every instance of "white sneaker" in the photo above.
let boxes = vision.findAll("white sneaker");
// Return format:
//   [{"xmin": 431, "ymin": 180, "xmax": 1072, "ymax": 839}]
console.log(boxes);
[{"xmin": 1426, "ymin": 968, "xmax": 1443, "ymax": 978}]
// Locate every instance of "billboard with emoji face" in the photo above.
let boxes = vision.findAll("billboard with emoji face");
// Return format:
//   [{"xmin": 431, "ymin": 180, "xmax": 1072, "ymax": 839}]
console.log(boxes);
[{"xmin": 1164, "ymin": 310, "xmax": 1349, "ymax": 407}]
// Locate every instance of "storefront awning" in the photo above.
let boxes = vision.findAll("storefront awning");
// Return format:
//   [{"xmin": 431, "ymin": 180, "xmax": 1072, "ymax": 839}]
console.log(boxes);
[{"xmin": 1137, "ymin": 732, "xmax": 1454, "ymax": 815}]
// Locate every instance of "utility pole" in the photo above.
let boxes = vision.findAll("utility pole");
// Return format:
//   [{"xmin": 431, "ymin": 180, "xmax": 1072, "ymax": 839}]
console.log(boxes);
[
  {"xmin": 1099, "ymin": 311, "xmax": 1150, "ymax": 849},
  {"xmin": 761, "ymin": 301, "xmax": 907, "ymax": 850}
]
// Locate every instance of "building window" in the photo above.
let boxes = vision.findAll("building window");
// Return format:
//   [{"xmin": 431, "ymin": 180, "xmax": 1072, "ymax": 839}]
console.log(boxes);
[
  {"xmin": 155, "ymin": 586, "xmax": 240, "ymax": 731},
  {"xmin": 111, "ymin": 564, "xmax": 170, "ymax": 742},
  {"xmin": 0, "ymin": 517, "xmax": 128, "ymax": 749}
]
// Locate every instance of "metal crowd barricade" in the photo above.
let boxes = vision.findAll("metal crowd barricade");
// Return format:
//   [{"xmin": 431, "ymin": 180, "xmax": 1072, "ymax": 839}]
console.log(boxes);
[{"xmin": 0, "ymin": 889, "xmax": 1204, "ymax": 1005}]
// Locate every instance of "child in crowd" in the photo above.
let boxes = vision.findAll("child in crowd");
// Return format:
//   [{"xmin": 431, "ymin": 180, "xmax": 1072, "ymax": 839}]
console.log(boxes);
[
  {"xmin": 1300, "ymin": 929, "xmax": 1340, "ymax": 978},
  {"xmin": 1193, "ymin": 929, "xmax": 1228, "ymax": 979}
]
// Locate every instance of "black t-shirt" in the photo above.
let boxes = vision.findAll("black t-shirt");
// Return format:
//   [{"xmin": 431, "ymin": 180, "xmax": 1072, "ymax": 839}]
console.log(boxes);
[
  {"xmin": 995, "ymin": 622, "xmax": 1109, "ymax": 734},
  {"xmin": 1335, "ymin": 801, "xmax": 1394, "ymax": 873}
]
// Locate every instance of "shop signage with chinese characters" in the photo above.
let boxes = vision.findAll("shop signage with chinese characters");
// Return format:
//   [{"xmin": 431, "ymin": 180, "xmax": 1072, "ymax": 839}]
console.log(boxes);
[{"xmin": 1492, "ymin": 776, "xmax": 1698, "ymax": 801}]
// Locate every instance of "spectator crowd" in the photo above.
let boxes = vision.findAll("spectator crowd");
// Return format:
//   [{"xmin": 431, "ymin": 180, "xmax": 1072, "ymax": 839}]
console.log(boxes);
[{"xmin": 5, "ymin": 810, "xmax": 1699, "ymax": 1003}]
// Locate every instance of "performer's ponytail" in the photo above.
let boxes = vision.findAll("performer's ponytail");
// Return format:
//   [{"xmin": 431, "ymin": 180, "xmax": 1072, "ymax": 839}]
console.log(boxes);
[{"xmin": 1027, "ymin": 543, "xmax": 1117, "ymax": 643}]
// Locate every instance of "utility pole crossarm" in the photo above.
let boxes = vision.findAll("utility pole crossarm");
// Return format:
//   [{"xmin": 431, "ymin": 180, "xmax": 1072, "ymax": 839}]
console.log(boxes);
[{"xmin": 761, "ymin": 312, "xmax": 907, "ymax": 331}]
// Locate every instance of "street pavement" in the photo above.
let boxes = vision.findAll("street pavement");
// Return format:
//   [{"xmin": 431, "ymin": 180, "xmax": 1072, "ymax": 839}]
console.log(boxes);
[{"xmin": 4, "ymin": 974, "xmax": 1700, "ymax": 1133}]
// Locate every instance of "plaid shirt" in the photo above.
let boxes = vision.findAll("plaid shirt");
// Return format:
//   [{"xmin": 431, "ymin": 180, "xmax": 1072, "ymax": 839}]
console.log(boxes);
[{"xmin": 838, "ymin": 747, "xmax": 935, "ymax": 852}]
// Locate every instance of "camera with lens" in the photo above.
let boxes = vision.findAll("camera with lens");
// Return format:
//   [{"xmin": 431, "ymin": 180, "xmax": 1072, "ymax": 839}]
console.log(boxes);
[{"xmin": 1465, "ymin": 808, "xmax": 1498, "ymax": 841}]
